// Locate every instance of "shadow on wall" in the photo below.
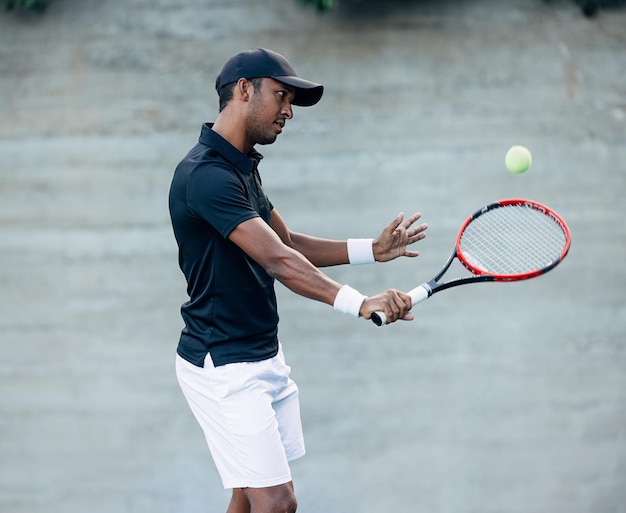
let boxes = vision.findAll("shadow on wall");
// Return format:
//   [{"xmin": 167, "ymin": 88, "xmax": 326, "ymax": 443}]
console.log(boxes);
[
  {"xmin": 296, "ymin": 0, "xmax": 626, "ymax": 18},
  {"xmin": 4, "ymin": 0, "xmax": 626, "ymax": 17}
]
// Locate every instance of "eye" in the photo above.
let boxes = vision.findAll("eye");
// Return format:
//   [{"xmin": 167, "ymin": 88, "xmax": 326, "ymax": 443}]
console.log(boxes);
[{"xmin": 277, "ymin": 89, "xmax": 294, "ymax": 103}]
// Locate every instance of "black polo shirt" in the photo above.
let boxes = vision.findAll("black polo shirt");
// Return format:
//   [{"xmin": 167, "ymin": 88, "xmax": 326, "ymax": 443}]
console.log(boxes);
[{"xmin": 169, "ymin": 123, "xmax": 279, "ymax": 367}]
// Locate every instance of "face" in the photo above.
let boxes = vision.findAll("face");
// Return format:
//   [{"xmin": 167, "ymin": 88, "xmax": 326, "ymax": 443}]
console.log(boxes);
[{"xmin": 244, "ymin": 78, "xmax": 295, "ymax": 146}]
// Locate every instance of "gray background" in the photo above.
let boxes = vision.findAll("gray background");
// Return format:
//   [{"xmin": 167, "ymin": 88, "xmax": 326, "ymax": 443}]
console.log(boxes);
[{"xmin": 1, "ymin": 0, "xmax": 625, "ymax": 512}]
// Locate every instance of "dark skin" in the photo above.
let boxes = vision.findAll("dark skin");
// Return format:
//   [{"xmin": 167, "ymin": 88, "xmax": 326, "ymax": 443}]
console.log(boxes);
[{"xmin": 211, "ymin": 77, "xmax": 428, "ymax": 513}]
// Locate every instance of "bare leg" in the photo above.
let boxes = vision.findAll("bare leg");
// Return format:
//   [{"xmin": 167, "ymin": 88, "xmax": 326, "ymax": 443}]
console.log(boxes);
[
  {"xmin": 242, "ymin": 482, "xmax": 297, "ymax": 513},
  {"xmin": 226, "ymin": 488, "xmax": 251, "ymax": 513}
]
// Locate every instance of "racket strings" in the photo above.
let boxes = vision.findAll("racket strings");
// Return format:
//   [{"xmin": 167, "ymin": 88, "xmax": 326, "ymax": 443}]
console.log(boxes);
[{"xmin": 459, "ymin": 204, "xmax": 568, "ymax": 275}]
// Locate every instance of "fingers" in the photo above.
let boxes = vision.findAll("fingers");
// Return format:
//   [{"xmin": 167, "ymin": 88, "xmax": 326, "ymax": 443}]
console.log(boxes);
[
  {"xmin": 404, "ymin": 213, "xmax": 428, "ymax": 255},
  {"xmin": 395, "ymin": 212, "xmax": 428, "ymax": 243},
  {"xmin": 361, "ymin": 290, "xmax": 413, "ymax": 324},
  {"xmin": 383, "ymin": 290, "xmax": 413, "ymax": 324},
  {"xmin": 401, "ymin": 212, "xmax": 422, "ymax": 229},
  {"xmin": 402, "ymin": 220, "xmax": 428, "ymax": 258},
  {"xmin": 374, "ymin": 211, "xmax": 428, "ymax": 262},
  {"xmin": 403, "ymin": 213, "xmax": 427, "ymax": 236},
  {"xmin": 385, "ymin": 212, "xmax": 405, "ymax": 235},
  {"xmin": 407, "ymin": 222, "xmax": 428, "ymax": 244}
]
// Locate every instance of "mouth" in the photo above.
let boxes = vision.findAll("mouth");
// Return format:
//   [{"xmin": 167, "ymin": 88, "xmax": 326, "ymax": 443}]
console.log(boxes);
[{"xmin": 275, "ymin": 120, "xmax": 285, "ymax": 133}]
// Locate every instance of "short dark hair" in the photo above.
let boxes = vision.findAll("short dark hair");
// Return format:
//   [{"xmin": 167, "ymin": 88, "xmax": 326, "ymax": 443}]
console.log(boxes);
[{"xmin": 218, "ymin": 77, "xmax": 264, "ymax": 112}]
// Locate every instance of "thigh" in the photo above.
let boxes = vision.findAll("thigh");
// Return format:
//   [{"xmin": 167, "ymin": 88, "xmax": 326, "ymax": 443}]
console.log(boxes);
[
  {"xmin": 176, "ymin": 353, "xmax": 296, "ymax": 489},
  {"xmin": 270, "ymin": 349, "xmax": 305, "ymax": 462}
]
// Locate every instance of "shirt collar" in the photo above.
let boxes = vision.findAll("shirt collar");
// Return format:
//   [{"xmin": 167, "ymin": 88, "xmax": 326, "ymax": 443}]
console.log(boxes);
[{"xmin": 199, "ymin": 123, "xmax": 263, "ymax": 175}]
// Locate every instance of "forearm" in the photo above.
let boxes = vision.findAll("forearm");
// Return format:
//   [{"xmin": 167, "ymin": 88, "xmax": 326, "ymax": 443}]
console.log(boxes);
[
  {"xmin": 269, "ymin": 249, "xmax": 412, "ymax": 322},
  {"xmin": 288, "ymin": 232, "xmax": 349, "ymax": 267},
  {"xmin": 266, "ymin": 244, "xmax": 343, "ymax": 304},
  {"xmin": 231, "ymin": 218, "xmax": 412, "ymax": 323},
  {"xmin": 230, "ymin": 212, "xmax": 414, "ymax": 323},
  {"xmin": 271, "ymin": 210, "xmax": 375, "ymax": 267}
]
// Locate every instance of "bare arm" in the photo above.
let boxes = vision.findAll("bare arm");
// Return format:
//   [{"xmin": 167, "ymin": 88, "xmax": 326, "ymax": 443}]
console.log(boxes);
[
  {"xmin": 270, "ymin": 210, "xmax": 349, "ymax": 267},
  {"xmin": 228, "ymin": 216, "xmax": 414, "ymax": 323},
  {"xmin": 270, "ymin": 210, "xmax": 428, "ymax": 267},
  {"xmin": 231, "ymin": 216, "xmax": 341, "ymax": 303}
]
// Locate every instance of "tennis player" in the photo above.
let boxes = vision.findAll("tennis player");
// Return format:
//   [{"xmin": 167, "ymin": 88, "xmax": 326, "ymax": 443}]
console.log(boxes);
[{"xmin": 169, "ymin": 48, "xmax": 427, "ymax": 513}]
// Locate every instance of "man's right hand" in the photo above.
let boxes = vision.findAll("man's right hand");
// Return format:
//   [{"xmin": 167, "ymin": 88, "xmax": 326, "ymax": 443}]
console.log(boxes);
[{"xmin": 360, "ymin": 289, "xmax": 414, "ymax": 324}]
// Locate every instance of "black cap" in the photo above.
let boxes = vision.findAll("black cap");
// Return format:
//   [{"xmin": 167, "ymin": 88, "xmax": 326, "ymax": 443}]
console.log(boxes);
[{"xmin": 215, "ymin": 48, "xmax": 324, "ymax": 107}]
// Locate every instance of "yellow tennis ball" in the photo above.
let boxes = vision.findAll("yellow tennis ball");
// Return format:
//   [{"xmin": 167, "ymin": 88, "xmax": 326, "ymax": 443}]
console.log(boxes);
[{"xmin": 505, "ymin": 145, "xmax": 532, "ymax": 174}]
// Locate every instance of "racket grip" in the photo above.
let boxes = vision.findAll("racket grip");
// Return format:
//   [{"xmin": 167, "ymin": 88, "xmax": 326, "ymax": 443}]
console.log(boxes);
[{"xmin": 371, "ymin": 284, "xmax": 430, "ymax": 327}]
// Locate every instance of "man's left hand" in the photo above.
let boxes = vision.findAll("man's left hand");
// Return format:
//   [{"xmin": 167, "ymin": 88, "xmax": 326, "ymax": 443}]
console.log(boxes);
[{"xmin": 373, "ymin": 212, "xmax": 428, "ymax": 262}]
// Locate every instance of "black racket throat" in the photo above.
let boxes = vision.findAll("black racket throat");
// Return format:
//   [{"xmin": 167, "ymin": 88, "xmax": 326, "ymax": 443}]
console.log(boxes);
[{"xmin": 427, "ymin": 249, "xmax": 496, "ymax": 295}]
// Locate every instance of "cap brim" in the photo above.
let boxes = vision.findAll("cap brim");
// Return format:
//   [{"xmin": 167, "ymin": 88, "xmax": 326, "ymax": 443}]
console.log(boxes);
[{"xmin": 273, "ymin": 75, "xmax": 324, "ymax": 107}]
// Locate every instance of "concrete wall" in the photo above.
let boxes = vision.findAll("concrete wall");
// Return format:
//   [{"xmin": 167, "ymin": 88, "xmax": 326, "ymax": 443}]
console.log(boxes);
[{"xmin": 1, "ymin": 1, "xmax": 625, "ymax": 512}]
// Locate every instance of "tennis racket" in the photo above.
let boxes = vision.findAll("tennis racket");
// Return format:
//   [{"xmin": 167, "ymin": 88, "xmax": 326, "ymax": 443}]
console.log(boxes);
[{"xmin": 372, "ymin": 198, "xmax": 571, "ymax": 326}]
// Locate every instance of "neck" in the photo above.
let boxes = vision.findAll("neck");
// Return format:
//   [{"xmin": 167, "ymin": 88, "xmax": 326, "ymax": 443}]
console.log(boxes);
[{"xmin": 212, "ymin": 112, "xmax": 252, "ymax": 155}]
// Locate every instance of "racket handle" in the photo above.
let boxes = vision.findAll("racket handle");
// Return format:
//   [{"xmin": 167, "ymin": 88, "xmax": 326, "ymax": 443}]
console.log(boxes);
[{"xmin": 371, "ymin": 284, "xmax": 430, "ymax": 327}]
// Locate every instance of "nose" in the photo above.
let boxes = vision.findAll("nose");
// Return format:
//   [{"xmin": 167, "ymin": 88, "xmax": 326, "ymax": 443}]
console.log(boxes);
[{"xmin": 282, "ymin": 103, "xmax": 293, "ymax": 120}]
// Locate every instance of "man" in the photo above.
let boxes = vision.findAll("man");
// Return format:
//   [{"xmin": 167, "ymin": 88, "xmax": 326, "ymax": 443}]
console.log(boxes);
[{"xmin": 169, "ymin": 48, "xmax": 427, "ymax": 513}]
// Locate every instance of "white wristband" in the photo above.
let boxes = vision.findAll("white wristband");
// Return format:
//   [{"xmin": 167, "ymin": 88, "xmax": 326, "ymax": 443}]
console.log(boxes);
[
  {"xmin": 333, "ymin": 285, "xmax": 367, "ymax": 318},
  {"xmin": 347, "ymin": 238, "xmax": 375, "ymax": 265}
]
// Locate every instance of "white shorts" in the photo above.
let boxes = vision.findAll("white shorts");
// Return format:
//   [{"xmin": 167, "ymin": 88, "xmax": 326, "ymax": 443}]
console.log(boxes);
[{"xmin": 175, "ymin": 345, "xmax": 305, "ymax": 489}]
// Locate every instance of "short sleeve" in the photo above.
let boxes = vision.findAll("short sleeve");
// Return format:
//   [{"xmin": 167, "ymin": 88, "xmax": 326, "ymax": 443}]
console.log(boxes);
[{"xmin": 186, "ymin": 164, "xmax": 259, "ymax": 239}]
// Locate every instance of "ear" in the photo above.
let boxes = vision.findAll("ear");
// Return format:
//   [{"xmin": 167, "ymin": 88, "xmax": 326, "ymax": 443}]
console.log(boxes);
[{"xmin": 236, "ymin": 78, "xmax": 252, "ymax": 101}]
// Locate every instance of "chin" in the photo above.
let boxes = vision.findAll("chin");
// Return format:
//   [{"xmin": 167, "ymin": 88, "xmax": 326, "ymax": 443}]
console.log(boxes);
[{"xmin": 257, "ymin": 135, "xmax": 279, "ymax": 146}]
